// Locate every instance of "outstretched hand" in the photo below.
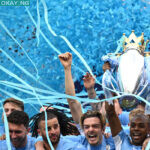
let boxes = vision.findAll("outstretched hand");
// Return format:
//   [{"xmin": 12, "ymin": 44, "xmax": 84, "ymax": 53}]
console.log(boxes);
[
  {"xmin": 58, "ymin": 52, "xmax": 72, "ymax": 69},
  {"xmin": 83, "ymin": 72, "xmax": 95, "ymax": 90}
]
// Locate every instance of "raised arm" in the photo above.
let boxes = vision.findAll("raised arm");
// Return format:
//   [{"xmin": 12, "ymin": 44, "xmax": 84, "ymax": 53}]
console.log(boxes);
[
  {"xmin": 58, "ymin": 52, "xmax": 82, "ymax": 124},
  {"xmin": 83, "ymin": 72, "xmax": 102, "ymax": 111},
  {"xmin": 83, "ymin": 72, "xmax": 96, "ymax": 99},
  {"xmin": 105, "ymin": 102, "xmax": 122, "ymax": 137},
  {"xmin": 83, "ymin": 62, "xmax": 111, "ymax": 98}
]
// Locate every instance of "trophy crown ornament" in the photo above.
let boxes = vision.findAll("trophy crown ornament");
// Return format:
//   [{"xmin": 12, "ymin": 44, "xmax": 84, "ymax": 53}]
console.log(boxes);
[{"xmin": 123, "ymin": 30, "xmax": 149, "ymax": 54}]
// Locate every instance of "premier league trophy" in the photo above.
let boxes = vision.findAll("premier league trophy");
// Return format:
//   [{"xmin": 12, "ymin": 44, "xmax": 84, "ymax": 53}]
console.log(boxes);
[{"xmin": 102, "ymin": 30, "xmax": 150, "ymax": 112}]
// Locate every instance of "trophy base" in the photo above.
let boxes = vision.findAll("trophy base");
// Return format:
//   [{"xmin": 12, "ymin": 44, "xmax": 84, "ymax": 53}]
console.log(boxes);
[{"xmin": 119, "ymin": 95, "xmax": 139, "ymax": 111}]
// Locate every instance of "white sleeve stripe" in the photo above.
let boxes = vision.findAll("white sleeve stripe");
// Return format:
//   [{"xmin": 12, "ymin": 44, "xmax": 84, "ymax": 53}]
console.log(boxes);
[{"xmin": 113, "ymin": 135, "xmax": 122, "ymax": 150}]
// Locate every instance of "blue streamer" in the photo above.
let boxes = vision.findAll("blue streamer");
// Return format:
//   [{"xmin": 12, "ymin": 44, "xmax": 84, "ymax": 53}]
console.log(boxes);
[
  {"xmin": 41, "ymin": 0, "xmax": 57, "ymax": 37},
  {"xmin": 1, "ymin": 102, "xmax": 11, "ymax": 150},
  {"xmin": 145, "ymin": 141, "xmax": 150, "ymax": 150},
  {"xmin": 25, "ymin": 6, "xmax": 61, "ymax": 54},
  {"xmin": 41, "ymin": 0, "xmax": 93, "ymax": 77},
  {"xmin": 0, "ymin": 47, "xmax": 55, "ymax": 92},
  {"xmin": 1, "ymin": 2, "xmax": 150, "ymax": 150},
  {"xmin": 25, "ymin": 6, "xmax": 85, "ymax": 76},
  {"xmin": 36, "ymin": 0, "xmax": 40, "ymax": 46},
  {"xmin": 0, "ymin": 86, "xmax": 39, "ymax": 113},
  {"xmin": 1, "ymin": 63, "xmax": 149, "ymax": 111},
  {"xmin": 0, "ymin": 20, "xmax": 39, "ymax": 79}
]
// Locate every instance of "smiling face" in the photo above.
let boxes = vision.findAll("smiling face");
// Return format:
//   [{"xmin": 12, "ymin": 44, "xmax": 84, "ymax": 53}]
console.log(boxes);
[
  {"xmin": 2, "ymin": 102, "xmax": 22, "ymax": 121},
  {"xmin": 9, "ymin": 123, "xmax": 28, "ymax": 148},
  {"xmin": 130, "ymin": 116, "xmax": 149, "ymax": 146},
  {"xmin": 39, "ymin": 118, "xmax": 60, "ymax": 148},
  {"xmin": 83, "ymin": 117, "xmax": 102, "ymax": 146}
]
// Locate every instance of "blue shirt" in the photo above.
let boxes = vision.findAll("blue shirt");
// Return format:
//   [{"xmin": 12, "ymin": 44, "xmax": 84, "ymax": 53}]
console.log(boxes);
[
  {"xmin": 122, "ymin": 125, "xmax": 130, "ymax": 136},
  {"xmin": 56, "ymin": 136, "xmax": 86, "ymax": 150},
  {"xmin": 105, "ymin": 135, "xmax": 115, "ymax": 150},
  {"xmin": 0, "ymin": 135, "xmax": 36, "ymax": 150},
  {"xmin": 76, "ymin": 124, "xmax": 115, "ymax": 150},
  {"xmin": 113, "ymin": 130, "xmax": 142, "ymax": 150},
  {"xmin": 119, "ymin": 111, "xmax": 130, "ymax": 126},
  {"xmin": 36, "ymin": 135, "xmax": 87, "ymax": 150},
  {"xmin": 64, "ymin": 135, "xmax": 107, "ymax": 150},
  {"xmin": 0, "ymin": 125, "xmax": 5, "ymax": 136}
]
